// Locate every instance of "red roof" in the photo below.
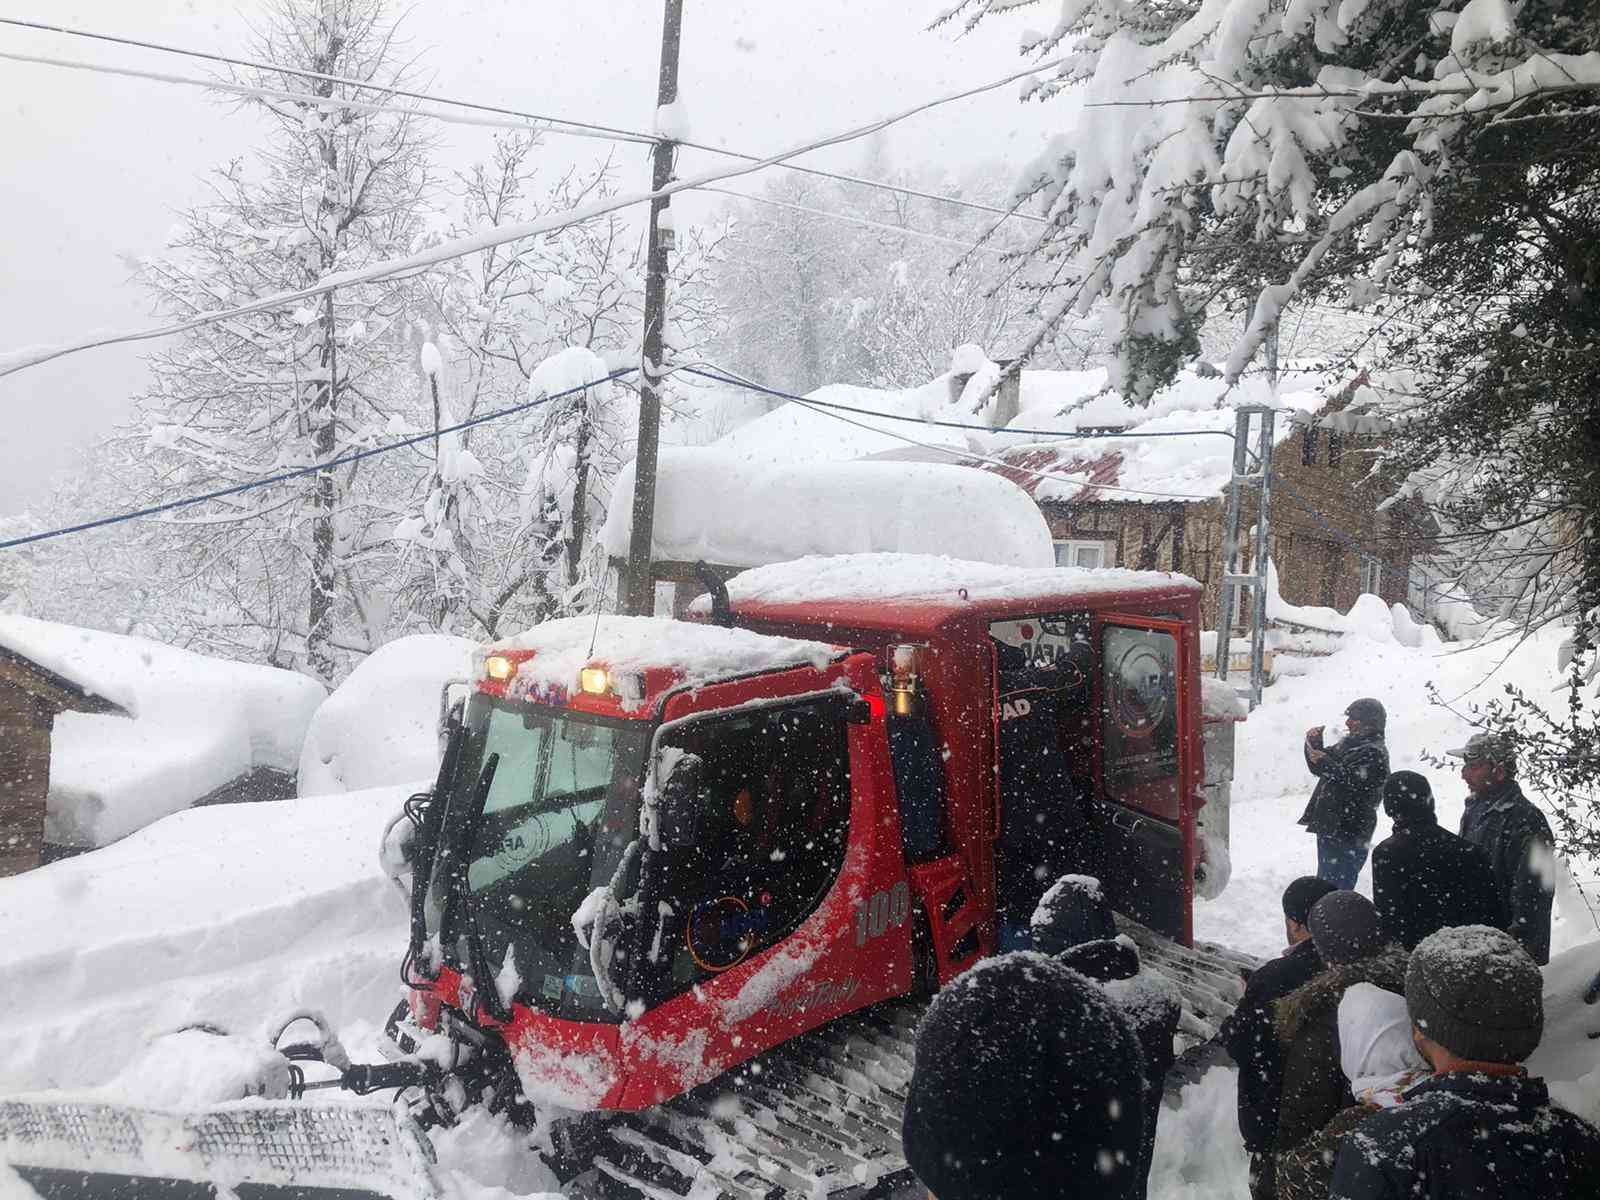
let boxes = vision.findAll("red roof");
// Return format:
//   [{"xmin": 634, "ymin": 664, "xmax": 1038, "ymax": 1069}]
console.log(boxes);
[{"xmin": 977, "ymin": 446, "xmax": 1126, "ymax": 503}]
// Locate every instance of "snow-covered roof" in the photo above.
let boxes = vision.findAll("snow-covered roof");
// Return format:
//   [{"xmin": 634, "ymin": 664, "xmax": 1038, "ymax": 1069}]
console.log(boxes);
[
  {"xmin": 297, "ymin": 634, "xmax": 476, "ymax": 798},
  {"xmin": 713, "ymin": 553, "xmax": 1199, "ymax": 611},
  {"xmin": 0, "ymin": 614, "xmax": 326, "ymax": 848},
  {"xmin": 489, "ymin": 615, "xmax": 839, "ymax": 701},
  {"xmin": 599, "ymin": 447, "xmax": 1054, "ymax": 569},
  {"xmin": 716, "ymin": 363, "xmax": 1337, "ymax": 505}
]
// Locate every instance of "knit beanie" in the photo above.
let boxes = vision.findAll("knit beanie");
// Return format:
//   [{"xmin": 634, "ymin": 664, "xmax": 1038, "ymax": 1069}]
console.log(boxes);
[
  {"xmin": 902, "ymin": 953, "xmax": 1146, "ymax": 1200},
  {"xmin": 1406, "ymin": 926, "xmax": 1544, "ymax": 1064},
  {"xmin": 1282, "ymin": 875, "xmax": 1339, "ymax": 926},
  {"xmin": 1383, "ymin": 771, "xmax": 1436, "ymax": 826},
  {"xmin": 1345, "ymin": 697, "xmax": 1387, "ymax": 731},
  {"xmin": 1308, "ymin": 891, "xmax": 1386, "ymax": 966}
]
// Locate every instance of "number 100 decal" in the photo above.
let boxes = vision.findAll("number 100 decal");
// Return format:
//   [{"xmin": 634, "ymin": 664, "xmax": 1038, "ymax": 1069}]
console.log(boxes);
[{"xmin": 854, "ymin": 881, "xmax": 911, "ymax": 946}]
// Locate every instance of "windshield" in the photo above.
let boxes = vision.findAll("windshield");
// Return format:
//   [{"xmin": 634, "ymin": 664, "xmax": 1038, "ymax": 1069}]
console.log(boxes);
[{"xmin": 439, "ymin": 692, "xmax": 649, "ymax": 1023}]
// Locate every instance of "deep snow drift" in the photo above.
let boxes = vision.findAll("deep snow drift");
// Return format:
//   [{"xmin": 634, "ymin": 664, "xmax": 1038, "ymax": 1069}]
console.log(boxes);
[{"xmin": 2, "ymin": 607, "xmax": 1598, "ymax": 1197}]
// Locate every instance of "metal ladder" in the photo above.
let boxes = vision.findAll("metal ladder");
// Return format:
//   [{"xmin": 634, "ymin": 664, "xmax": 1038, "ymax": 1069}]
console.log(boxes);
[{"xmin": 1215, "ymin": 405, "xmax": 1276, "ymax": 710}]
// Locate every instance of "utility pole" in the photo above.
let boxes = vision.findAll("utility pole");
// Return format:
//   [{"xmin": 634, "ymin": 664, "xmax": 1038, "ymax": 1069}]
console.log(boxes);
[{"xmin": 622, "ymin": 0, "xmax": 685, "ymax": 616}]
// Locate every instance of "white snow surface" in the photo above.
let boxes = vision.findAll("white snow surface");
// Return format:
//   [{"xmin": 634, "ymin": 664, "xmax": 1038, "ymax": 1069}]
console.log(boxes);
[
  {"xmin": 600, "ymin": 447, "xmax": 1055, "ymax": 569},
  {"xmin": 712, "ymin": 363, "xmax": 1335, "ymax": 504},
  {"xmin": 0, "ymin": 614, "xmax": 325, "ymax": 848},
  {"xmin": 489, "ymin": 615, "xmax": 838, "ymax": 705},
  {"xmin": 711, "ymin": 553, "xmax": 1197, "ymax": 610},
  {"xmin": 4, "ymin": 604, "xmax": 1600, "ymax": 1195},
  {"xmin": 297, "ymin": 634, "xmax": 475, "ymax": 797}
]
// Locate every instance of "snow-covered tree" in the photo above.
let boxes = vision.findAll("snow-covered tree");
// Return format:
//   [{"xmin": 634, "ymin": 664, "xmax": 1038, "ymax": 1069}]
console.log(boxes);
[
  {"xmin": 120, "ymin": 0, "xmax": 432, "ymax": 680},
  {"xmin": 947, "ymin": 0, "xmax": 1600, "ymax": 839}
]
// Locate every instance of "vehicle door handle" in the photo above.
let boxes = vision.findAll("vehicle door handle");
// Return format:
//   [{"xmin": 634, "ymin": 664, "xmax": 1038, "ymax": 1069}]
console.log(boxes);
[{"xmin": 1110, "ymin": 808, "xmax": 1143, "ymax": 836}]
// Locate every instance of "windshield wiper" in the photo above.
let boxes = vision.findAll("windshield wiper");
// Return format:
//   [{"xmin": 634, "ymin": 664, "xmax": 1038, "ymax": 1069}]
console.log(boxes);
[
  {"xmin": 431, "ymin": 752, "xmax": 513, "ymax": 1023},
  {"xmin": 405, "ymin": 711, "xmax": 466, "ymax": 976}
]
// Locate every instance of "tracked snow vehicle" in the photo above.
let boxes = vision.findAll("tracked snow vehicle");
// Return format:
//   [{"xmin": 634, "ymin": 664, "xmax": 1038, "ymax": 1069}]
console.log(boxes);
[{"xmin": 1, "ymin": 555, "xmax": 1253, "ymax": 1199}]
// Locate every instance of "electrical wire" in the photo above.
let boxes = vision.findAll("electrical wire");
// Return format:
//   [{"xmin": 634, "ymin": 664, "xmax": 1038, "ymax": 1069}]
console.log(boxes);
[
  {"xmin": 0, "ymin": 49, "xmax": 631, "ymax": 139},
  {"xmin": 0, "ymin": 15, "xmax": 1047, "ymax": 225},
  {"xmin": 0, "ymin": 54, "xmax": 1067, "ymax": 381},
  {"xmin": 0, "ymin": 16, "xmax": 654, "ymax": 144},
  {"xmin": 698, "ymin": 186, "xmax": 1012, "ymax": 257},
  {"xmin": 0, "ymin": 367, "xmax": 637, "ymax": 553}
]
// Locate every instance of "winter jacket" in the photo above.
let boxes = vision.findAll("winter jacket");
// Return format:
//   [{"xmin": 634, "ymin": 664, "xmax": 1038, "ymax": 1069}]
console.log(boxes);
[
  {"xmin": 1271, "ymin": 944, "xmax": 1409, "ymax": 1158},
  {"xmin": 1458, "ymin": 780, "xmax": 1556, "ymax": 965},
  {"xmin": 1276, "ymin": 983, "xmax": 1428, "ymax": 1200},
  {"xmin": 1219, "ymin": 937, "xmax": 1326, "ymax": 1153},
  {"xmin": 1297, "ymin": 731, "xmax": 1389, "ymax": 843},
  {"xmin": 1371, "ymin": 820, "xmax": 1505, "ymax": 950},
  {"xmin": 1329, "ymin": 1071, "xmax": 1600, "ymax": 1199},
  {"xmin": 1057, "ymin": 937, "xmax": 1181, "ymax": 1200}
]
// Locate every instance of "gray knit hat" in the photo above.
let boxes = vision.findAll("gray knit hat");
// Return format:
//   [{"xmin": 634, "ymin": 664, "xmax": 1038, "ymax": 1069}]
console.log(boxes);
[
  {"xmin": 1307, "ymin": 890, "xmax": 1385, "ymax": 966},
  {"xmin": 1406, "ymin": 926, "xmax": 1544, "ymax": 1064}
]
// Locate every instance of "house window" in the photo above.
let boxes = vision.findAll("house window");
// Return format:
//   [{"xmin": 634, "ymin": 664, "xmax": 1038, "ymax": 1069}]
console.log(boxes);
[
  {"xmin": 1361, "ymin": 558, "xmax": 1383, "ymax": 596},
  {"xmin": 1055, "ymin": 539, "xmax": 1112, "ymax": 570},
  {"xmin": 1301, "ymin": 426, "xmax": 1319, "ymax": 466},
  {"xmin": 1327, "ymin": 430, "xmax": 1343, "ymax": 468}
]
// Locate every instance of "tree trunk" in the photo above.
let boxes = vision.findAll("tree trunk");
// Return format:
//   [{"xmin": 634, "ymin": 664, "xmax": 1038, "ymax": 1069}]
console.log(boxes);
[{"xmin": 566, "ymin": 393, "xmax": 592, "ymax": 591}]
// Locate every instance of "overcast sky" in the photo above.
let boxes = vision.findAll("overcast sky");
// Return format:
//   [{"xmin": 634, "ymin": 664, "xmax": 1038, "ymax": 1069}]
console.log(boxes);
[{"xmin": 0, "ymin": 1, "xmax": 1064, "ymax": 516}]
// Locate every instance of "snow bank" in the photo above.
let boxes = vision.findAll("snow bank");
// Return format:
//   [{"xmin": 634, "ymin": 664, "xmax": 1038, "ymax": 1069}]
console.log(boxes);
[
  {"xmin": 600, "ymin": 447, "xmax": 1055, "ymax": 569},
  {"xmin": 490, "ymin": 615, "xmax": 837, "ymax": 706},
  {"xmin": 0, "ymin": 614, "xmax": 325, "ymax": 848},
  {"xmin": 714, "ymin": 552, "xmax": 1197, "ymax": 609},
  {"xmin": 0, "ymin": 786, "xmax": 410, "ymax": 1092},
  {"xmin": 297, "ymin": 634, "xmax": 476, "ymax": 797}
]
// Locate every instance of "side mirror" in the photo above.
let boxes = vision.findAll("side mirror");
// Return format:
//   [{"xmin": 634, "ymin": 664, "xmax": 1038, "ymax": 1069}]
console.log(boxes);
[{"xmin": 655, "ymin": 751, "xmax": 703, "ymax": 849}]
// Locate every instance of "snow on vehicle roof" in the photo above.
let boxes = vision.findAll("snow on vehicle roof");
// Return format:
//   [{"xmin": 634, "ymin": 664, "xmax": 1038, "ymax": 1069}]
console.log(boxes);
[
  {"xmin": 0, "ymin": 613, "xmax": 325, "ymax": 848},
  {"xmin": 715, "ymin": 553, "xmax": 1198, "ymax": 611},
  {"xmin": 489, "ymin": 615, "xmax": 838, "ymax": 699},
  {"xmin": 599, "ymin": 447, "xmax": 1054, "ymax": 570}
]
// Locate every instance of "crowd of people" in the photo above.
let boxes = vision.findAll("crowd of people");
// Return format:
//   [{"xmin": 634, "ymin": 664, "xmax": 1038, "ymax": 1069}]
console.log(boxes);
[{"xmin": 895, "ymin": 703, "xmax": 1596, "ymax": 1198}]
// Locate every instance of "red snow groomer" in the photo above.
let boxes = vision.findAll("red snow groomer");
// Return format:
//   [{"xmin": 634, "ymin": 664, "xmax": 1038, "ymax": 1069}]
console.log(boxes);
[{"xmin": 1, "ymin": 556, "xmax": 1250, "ymax": 1200}]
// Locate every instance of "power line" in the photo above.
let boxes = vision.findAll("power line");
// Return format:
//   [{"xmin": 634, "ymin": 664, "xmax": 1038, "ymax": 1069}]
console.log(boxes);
[
  {"xmin": 681, "ymin": 365, "xmax": 1237, "ymax": 442},
  {"xmin": 0, "ymin": 49, "xmax": 631, "ymax": 140},
  {"xmin": 0, "ymin": 15, "xmax": 1047, "ymax": 226},
  {"xmin": 0, "ymin": 54, "xmax": 1067, "ymax": 381},
  {"xmin": 700, "ymin": 185, "xmax": 1012, "ymax": 257},
  {"xmin": 0, "ymin": 368, "xmax": 638, "ymax": 553},
  {"xmin": 0, "ymin": 16, "xmax": 653, "ymax": 144},
  {"xmin": 681, "ymin": 365, "xmax": 1221, "ymax": 502}
]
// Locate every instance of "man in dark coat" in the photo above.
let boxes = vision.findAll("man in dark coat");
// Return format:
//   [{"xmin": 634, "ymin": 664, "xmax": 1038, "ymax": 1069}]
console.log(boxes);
[
  {"xmin": 1299, "ymin": 699, "xmax": 1389, "ymax": 888},
  {"xmin": 1371, "ymin": 771, "xmax": 1504, "ymax": 949},
  {"xmin": 902, "ymin": 952, "xmax": 1148, "ymax": 1200},
  {"xmin": 1449, "ymin": 732, "xmax": 1557, "ymax": 964},
  {"xmin": 1273, "ymin": 892, "xmax": 1408, "ymax": 1165},
  {"xmin": 1330, "ymin": 926, "xmax": 1600, "ymax": 1199},
  {"xmin": 1217, "ymin": 875, "xmax": 1338, "ymax": 1200}
]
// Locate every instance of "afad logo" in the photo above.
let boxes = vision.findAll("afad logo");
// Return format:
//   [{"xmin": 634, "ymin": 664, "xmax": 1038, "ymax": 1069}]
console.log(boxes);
[{"xmin": 1000, "ymin": 697, "xmax": 1033, "ymax": 722}]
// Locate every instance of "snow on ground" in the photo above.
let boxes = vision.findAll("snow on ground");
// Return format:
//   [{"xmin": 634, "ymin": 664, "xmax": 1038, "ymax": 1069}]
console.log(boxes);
[
  {"xmin": 297, "ymin": 634, "xmax": 476, "ymax": 797},
  {"xmin": 0, "ymin": 613, "xmax": 325, "ymax": 848},
  {"xmin": 1, "ymin": 601, "xmax": 1598, "ymax": 1197},
  {"xmin": 600, "ymin": 448, "xmax": 1056, "ymax": 570}
]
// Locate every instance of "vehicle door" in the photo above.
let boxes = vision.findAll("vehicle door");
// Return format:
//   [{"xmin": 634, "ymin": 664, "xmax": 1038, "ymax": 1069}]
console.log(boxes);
[{"xmin": 1095, "ymin": 615, "xmax": 1194, "ymax": 941}]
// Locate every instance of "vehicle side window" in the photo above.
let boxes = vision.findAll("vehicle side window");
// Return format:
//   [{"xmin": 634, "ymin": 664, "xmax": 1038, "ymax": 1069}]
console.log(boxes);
[{"xmin": 655, "ymin": 700, "xmax": 852, "ymax": 990}]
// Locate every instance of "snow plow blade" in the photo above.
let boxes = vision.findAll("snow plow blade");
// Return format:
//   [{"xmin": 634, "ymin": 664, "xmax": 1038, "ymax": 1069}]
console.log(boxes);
[{"xmin": 0, "ymin": 1097, "xmax": 440, "ymax": 1199}]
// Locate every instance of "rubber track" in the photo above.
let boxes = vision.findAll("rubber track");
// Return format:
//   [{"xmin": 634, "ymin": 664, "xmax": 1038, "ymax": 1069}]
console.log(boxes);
[{"xmin": 565, "ymin": 935, "xmax": 1260, "ymax": 1200}]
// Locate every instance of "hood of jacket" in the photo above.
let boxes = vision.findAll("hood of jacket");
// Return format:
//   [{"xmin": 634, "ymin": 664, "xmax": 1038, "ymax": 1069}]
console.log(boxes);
[{"xmin": 1274, "ymin": 943, "xmax": 1409, "ymax": 1046}]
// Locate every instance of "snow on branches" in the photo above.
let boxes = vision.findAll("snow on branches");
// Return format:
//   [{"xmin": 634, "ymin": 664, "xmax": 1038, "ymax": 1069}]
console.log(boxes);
[{"xmin": 944, "ymin": 0, "xmax": 1600, "ymax": 398}]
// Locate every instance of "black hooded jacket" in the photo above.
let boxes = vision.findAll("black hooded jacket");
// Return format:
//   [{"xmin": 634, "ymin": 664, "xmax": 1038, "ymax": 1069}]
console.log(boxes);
[
  {"xmin": 1458, "ymin": 780, "xmax": 1556, "ymax": 965},
  {"xmin": 1218, "ymin": 937, "xmax": 1325, "ymax": 1153},
  {"xmin": 1329, "ymin": 1071, "xmax": 1600, "ymax": 1199},
  {"xmin": 1371, "ymin": 819, "xmax": 1505, "ymax": 950},
  {"xmin": 1297, "ymin": 731, "xmax": 1389, "ymax": 842}
]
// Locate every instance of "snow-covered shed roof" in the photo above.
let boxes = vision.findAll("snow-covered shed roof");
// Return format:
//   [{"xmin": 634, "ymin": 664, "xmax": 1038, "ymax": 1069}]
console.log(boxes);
[
  {"xmin": 0, "ymin": 614, "xmax": 326, "ymax": 849},
  {"xmin": 600, "ymin": 448, "xmax": 1055, "ymax": 570},
  {"xmin": 716, "ymin": 361, "xmax": 1336, "ymax": 505}
]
